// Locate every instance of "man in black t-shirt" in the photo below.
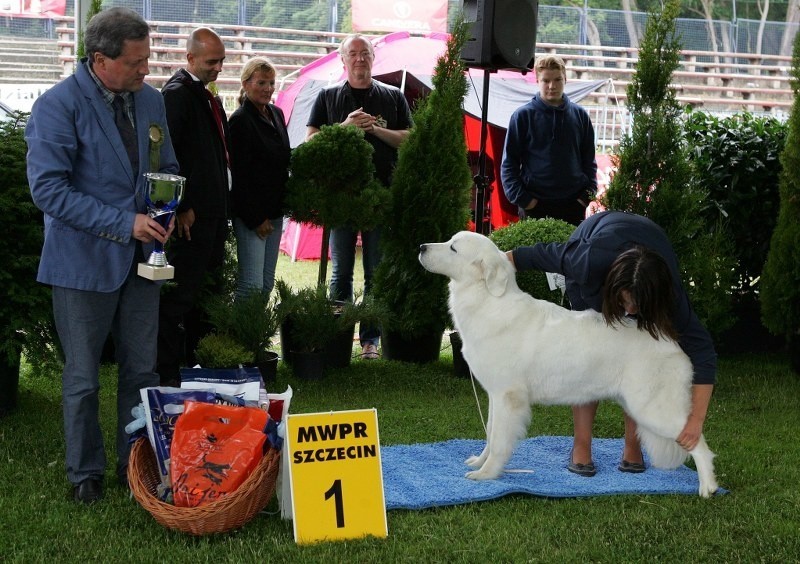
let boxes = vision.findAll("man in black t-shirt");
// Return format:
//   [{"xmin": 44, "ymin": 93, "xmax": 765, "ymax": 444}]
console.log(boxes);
[{"xmin": 306, "ymin": 33, "xmax": 412, "ymax": 360}]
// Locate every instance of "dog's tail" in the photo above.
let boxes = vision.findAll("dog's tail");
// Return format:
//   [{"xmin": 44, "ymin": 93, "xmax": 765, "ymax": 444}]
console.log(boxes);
[{"xmin": 637, "ymin": 427, "xmax": 689, "ymax": 469}]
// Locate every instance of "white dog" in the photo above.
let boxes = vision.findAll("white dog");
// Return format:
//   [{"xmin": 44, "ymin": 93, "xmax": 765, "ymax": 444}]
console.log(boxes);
[{"xmin": 419, "ymin": 231, "xmax": 718, "ymax": 497}]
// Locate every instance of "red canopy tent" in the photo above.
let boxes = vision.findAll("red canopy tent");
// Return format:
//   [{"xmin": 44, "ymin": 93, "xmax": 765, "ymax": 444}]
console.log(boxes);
[{"xmin": 275, "ymin": 31, "xmax": 607, "ymax": 260}]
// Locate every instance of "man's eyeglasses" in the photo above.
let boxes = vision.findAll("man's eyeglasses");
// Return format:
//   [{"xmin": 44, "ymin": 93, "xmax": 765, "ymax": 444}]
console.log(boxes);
[{"xmin": 345, "ymin": 50, "xmax": 373, "ymax": 60}]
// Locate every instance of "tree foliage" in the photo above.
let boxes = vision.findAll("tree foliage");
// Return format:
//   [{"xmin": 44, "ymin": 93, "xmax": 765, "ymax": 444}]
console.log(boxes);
[
  {"xmin": 601, "ymin": 0, "xmax": 735, "ymax": 336},
  {"xmin": 372, "ymin": 18, "xmax": 472, "ymax": 338},
  {"xmin": 0, "ymin": 120, "xmax": 58, "ymax": 368},
  {"xmin": 253, "ymin": 0, "xmax": 351, "ymax": 32},
  {"xmin": 761, "ymin": 28, "xmax": 800, "ymax": 346},
  {"xmin": 685, "ymin": 111, "xmax": 787, "ymax": 294}
]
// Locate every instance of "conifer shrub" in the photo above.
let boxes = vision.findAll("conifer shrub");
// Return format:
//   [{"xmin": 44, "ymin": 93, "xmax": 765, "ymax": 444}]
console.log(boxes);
[
  {"xmin": 601, "ymin": 0, "xmax": 735, "ymax": 337},
  {"xmin": 0, "ymin": 119, "xmax": 59, "ymax": 374},
  {"xmin": 372, "ymin": 19, "xmax": 473, "ymax": 339},
  {"xmin": 761, "ymin": 30, "xmax": 800, "ymax": 372}
]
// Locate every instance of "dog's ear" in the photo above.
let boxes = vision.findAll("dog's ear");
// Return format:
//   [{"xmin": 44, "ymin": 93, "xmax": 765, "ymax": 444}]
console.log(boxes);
[{"xmin": 482, "ymin": 256, "xmax": 509, "ymax": 297}]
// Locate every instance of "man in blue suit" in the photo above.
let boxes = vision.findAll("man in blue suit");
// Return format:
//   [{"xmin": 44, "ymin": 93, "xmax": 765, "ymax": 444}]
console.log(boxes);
[{"xmin": 26, "ymin": 7, "xmax": 179, "ymax": 504}]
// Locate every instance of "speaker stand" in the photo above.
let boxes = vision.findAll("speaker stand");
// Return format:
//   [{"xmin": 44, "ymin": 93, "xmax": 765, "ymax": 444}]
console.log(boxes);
[{"xmin": 473, "ymin": 68, "xmax": 494, "ymax": 235}]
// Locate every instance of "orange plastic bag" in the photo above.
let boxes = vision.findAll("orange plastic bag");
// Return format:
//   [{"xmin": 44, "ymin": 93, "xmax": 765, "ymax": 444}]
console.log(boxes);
[{"xmin": 170, "ymin": 401, "xmax": 268, "ymax": 508}]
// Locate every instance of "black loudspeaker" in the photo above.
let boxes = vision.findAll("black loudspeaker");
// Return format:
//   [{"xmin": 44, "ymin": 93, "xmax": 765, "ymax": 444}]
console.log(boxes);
[{"xmin": 460, "ymin": 0, "xmax": 538, "ymax": 71}]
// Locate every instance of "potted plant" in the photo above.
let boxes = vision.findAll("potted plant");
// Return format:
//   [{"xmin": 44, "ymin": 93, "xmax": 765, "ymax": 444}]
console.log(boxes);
[
  {"xmin": 276, "ymin": 280, "xmax": 340, "ymax": 379},
  {"xmin": 0, "ymin": 117, "xmax": 59, "ymax": 415},
  {"xmin": 202, "ymin": 290, "xmax": 281, "ymax": 381},
  {"xmin": 285, "ymin": 124, "xmax": 389, "ymax": 287},
  {"xmin": 194, "ymin": 332, "xmax": 253, "ymax": 369},
  {"xmin": 372, "ymin": 20, "xmax": 473, "ymax": 363},
  {"xmin": 275, "ymin": 280, "xmax": 383, "ymax": 377}
]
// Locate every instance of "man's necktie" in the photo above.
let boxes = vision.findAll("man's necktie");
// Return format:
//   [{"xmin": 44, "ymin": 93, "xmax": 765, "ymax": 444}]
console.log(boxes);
[
  {"xmin": 205, "ymin": 88, "xmax": 230, "ymax": 168},
  {"xmin": 113, "ymin": 95, "xmax": 139, "ymax": 173}
]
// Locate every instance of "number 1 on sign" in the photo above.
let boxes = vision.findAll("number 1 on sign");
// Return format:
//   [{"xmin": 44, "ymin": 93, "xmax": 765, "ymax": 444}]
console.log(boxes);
[{"xmin": 324, "ymin": 479, "xmax": 345, "ymax": 528}]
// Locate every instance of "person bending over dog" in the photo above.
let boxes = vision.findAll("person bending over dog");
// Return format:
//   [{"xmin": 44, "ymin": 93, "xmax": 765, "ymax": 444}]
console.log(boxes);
[{"xmin": 507, "ymin": 210, "xmax": 716, "ymax": 477}]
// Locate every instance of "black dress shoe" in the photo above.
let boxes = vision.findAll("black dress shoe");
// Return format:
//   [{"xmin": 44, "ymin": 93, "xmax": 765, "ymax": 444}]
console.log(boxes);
[{"xmin": 72, "ymin": 478, "xmax": 103, "ymax": 504}]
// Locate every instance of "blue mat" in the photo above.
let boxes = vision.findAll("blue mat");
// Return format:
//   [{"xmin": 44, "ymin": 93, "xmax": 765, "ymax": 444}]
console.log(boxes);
[{"xmin": 382, "ymin": 436, "xmax": 722, "ymax": 510}]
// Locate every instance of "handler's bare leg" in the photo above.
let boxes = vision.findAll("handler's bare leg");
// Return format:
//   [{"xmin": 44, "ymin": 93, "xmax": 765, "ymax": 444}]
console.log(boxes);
[
  {"xmin": 571, "ymin": 402, "xmax": 599, "ymax": 465},
  {"xmin": 622, "ymin": 412, "xmax": 644, "ymax": 464}
]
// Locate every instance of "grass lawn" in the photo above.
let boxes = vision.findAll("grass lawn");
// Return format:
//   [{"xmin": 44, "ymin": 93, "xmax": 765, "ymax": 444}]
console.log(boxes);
[{"xmin": 1, "ymin": 252, "xmax": 798, "ymax": 561}]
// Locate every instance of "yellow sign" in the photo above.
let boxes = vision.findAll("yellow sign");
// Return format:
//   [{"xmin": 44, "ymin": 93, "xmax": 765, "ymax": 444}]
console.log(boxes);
[{"xmin": 286, "ymin": 409, "xmax": 387, "ymax": 545}]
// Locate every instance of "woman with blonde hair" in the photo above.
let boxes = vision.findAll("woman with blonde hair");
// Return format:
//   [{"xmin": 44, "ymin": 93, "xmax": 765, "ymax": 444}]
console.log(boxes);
[{"xmin": 229, "ymin": 57, "xmax": 291, "ymax": 299}]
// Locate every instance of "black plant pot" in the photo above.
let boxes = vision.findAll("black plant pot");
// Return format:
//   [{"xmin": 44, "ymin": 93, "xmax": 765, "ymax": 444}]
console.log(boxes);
[
  {"xmin": 0, "ymin": 349, "xmax": 21, "ymax": 417},
  {"xmin": 382, "ymin": 329, "xmax": 442, "ymax": 364},
  {"xmin": 279, "ymin": 318, "xmax": 296, "ymax": 366},
  {"xmin": 291, "ymin": 350, "xmax": 326, "ymax": 380},
  {"xmin": 256, "ymin": 351, "xmax": 280, "ymax": 383},
  {"xmin": 324, "ymin": 325, "xmax": 355, "ymax": 369},
  {"xmin": 449, "ymin": 331, "xmax": 471, "ymax": 378}
]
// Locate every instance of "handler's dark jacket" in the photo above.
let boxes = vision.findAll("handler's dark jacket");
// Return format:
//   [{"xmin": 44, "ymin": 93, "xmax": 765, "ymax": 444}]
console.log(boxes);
[{"xmin": 512, "ymin": 211, "xmax": 717, "ymax": 385}]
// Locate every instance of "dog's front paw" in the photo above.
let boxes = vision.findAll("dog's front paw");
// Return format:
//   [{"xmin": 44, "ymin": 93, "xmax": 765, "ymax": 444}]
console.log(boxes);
[
  {"xmin": 465, "ymin": 455, "xmax": 482, "ymax": 469},
  {"xmin": 465, "ymin": 468, "xmax": 500, "ymax": 481},
  {"xmin": 698, "ymin": 478, "xmax": 719, "ymax": 498}
]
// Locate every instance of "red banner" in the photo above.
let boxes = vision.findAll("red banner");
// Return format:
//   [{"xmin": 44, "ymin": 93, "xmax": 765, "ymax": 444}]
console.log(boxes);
[
  {"xmin": 352, "ymin": 0, "xmax": 448, "ymax": 34},
  {"xmin": 0, "ymin": 0, "xmax": 66, "ymax": 18}
]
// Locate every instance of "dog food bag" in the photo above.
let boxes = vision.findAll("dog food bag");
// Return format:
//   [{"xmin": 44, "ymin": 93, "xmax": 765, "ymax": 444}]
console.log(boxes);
[
  {"xmin": 139, "ymin": 387, "xmax": 217, "ymax": 501},
  {"xmin": 179, "ymin": 366, "xmax": 262, "ymax": 403},
  {"xmin": 170, "ymin": 400, "xmax": 269, "ymax": 508}
]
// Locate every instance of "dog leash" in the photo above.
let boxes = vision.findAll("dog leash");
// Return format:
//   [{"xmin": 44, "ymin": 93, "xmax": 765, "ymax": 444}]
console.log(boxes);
[
  {"xmin": 468, "ymin": 368, "xmax": 535, "ymax": 474},
  {"xmin": 469, "ymin": 369, "xmax": 487, "ymax": 435}
]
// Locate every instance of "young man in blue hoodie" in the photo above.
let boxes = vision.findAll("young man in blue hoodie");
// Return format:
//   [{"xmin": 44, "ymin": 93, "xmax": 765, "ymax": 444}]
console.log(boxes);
[{"xmin": 501, "ymin": 55, "xmax": 597, "ymax": 225}]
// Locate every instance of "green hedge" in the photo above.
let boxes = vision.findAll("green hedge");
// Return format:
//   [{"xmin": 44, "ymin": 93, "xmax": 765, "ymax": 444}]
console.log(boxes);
[{"xmin": 684, "ymin": 110, "xmax": 787, "ymax": 294}]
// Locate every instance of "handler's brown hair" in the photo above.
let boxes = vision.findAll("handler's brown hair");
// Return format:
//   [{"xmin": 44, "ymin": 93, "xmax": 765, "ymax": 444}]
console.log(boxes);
[{"xmin": 602, "ymin": 246, "xmax": 678, "ymax": 341}]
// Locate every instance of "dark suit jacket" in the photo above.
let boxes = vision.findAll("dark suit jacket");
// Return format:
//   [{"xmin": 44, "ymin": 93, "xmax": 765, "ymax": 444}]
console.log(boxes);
[
  {"xmin": 229, "ymin": 97, "xmax": 291, "ymax": 229},
  {"xmin": 162, "ymin": 69, "xmax": 230, "ymax": 218}
]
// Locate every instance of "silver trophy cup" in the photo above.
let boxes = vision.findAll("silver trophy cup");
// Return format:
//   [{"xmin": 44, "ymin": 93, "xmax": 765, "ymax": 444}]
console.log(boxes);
[{"xmin": 138, "ymin": 172, "xmax": 185, "ymax": 280}]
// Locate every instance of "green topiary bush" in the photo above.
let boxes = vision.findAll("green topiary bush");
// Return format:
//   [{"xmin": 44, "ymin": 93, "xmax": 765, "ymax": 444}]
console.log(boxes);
[
  {"xmin": 489, "ymin": 218, "xmax": 575, "ymax": 306},
  {"xmin": 286, "ymin": 124, "xmax": 388, "ymax": 232},
  {"xmin": 286, "ymin": 124, "xmax": 388, "ymax": 286}
]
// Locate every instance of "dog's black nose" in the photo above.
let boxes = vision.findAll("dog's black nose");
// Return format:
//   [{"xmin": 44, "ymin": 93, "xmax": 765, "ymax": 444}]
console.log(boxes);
[{"xmin": 419, "ymin": 244, "xmax": 428, "ymax": 254}]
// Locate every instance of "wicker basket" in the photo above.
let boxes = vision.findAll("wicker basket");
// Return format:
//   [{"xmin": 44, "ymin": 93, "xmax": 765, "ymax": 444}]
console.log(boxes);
[{"xmin": 128, "ymin": 438, "xmax": 281, "ymax": 535}]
